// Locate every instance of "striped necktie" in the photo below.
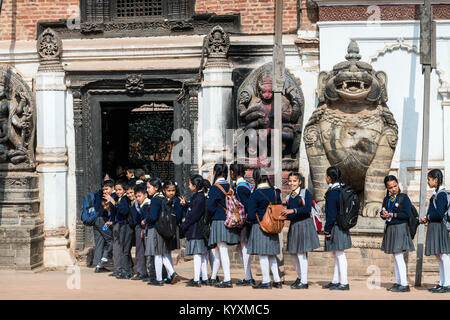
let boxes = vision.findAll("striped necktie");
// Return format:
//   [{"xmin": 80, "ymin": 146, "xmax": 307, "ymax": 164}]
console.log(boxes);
[{"xmin": 290, "ymin": 191, "xmax": 297, "ymax": 198}]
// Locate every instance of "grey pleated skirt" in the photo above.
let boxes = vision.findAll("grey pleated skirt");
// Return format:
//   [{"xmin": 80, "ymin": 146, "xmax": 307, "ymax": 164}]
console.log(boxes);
[
  {"xmin": 144, "ymin": 227, "xmax": 180, "ymax": 256},
  {"xmin": 425, "ymin": 222, "xmax": 450, "ymax": 256},
  {"xmin": 185, "ymin": 239, "xmax": 208, "ymax": 256},
  {"xmin": 286, "ymin": 218, "xmax": 321, "ymax": 254},
  {"xmin": 208, "ymin": 220, "xmax": 240, "ymax": 247},
  {"xmin": 324, "ymin": 224, "xmax": 352, "ymax": 252},
  {"xmin": 247, "ymin": 223, "xmax": 280, "ymax": 255},
  {"xmin": 381, "ymin": 222, "xmax": 415, "ymax": 254}
]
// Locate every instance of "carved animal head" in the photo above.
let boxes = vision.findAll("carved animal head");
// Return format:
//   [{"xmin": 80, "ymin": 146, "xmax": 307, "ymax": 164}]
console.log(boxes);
[
  {"xmin": 317, "ymin": 40, "xmax": 388, "ymax": 105},
  {"xmin": 257, "ymin": 71, "xmax": 273, "ymax": 101}
]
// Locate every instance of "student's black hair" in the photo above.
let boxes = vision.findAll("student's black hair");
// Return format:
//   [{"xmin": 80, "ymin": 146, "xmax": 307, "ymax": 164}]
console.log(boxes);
[
  {"xmin": 428, "ymin": 169, "xmax": 444, "ymax": 193},
  {"xmin": 115, "ymin": 179, "xmax": 127, "ymax": 189},
  {"xmin": 229, "ymin": 162, "xmax": 246, "ymax": 180},
  {"xmin": 288, "ymin": 171, "xmax": 305, "ymax": 188},
  {"xmin": 326, "ymin": 166, "xmax": 343, "ymax": 185},
  {"xmin": 212, "ymin": 163, "xmax": 228, "ymax": 184},
  {"xmin": 253, "ymin": 167, "xmax": 273, "ymax": 188},
  {"xmin": 126, "ymin": 168, "xmax": 135, "ymax": 175},
  {"xmin": 102, "ymin": 179, "xmax": 115, "ymax": 188},
  {"xmin": 134, "ymin": 183, "xmax": 147, "ymax": 195},
  {"xmin": 383, "ymin": 175, "xmax": 401, "ymax": 198},
  {"xmin": 202, "ymin": 179, "xmax": 211, "ymax": 193},
  {"xmin": 190, "ymin": 174, "xmax": 209, "ymax": 192},
  {"xmin": 125, "ymin": 182, "xmax": 135, "ymax": 190},
  {"xmin": 162, "ymin": 180, "xmax": 180, "ymax": 197},
  {"xmin": 147, "ymin": 177, "xmax": 162, "ymax": 192},
  {"xmin": 135, "ymin": 168, "xmax": 145, "ymax": 179}
]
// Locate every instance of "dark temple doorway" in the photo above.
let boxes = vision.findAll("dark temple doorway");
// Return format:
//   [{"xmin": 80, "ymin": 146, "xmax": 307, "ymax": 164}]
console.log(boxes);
[{"xmin": 101, "ymin": 102, "xmax": 175, "ymax": 182}]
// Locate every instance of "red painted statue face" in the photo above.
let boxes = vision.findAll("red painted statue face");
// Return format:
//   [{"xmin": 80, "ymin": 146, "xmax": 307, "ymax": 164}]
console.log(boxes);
[{"xmin": 258, "ymin": 73, "xmax": 273, "ymax": 101}]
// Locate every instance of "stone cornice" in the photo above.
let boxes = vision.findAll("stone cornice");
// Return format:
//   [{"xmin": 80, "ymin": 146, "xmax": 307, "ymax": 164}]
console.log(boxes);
[{"xmin": 315, "ymin": 0, "xmax": 449, "ymax": 6}]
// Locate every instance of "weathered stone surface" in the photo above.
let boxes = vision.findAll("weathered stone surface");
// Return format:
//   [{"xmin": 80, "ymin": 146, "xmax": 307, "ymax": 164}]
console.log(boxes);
[{"xmin": 303, "ymin": 40, "xmax": 398, "ymax": 222}]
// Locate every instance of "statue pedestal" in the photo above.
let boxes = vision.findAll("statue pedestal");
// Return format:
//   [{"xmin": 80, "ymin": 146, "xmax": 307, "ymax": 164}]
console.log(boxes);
[{"xmin": 0, "ymin": 166, "xmax": 44, "ymax": 270}]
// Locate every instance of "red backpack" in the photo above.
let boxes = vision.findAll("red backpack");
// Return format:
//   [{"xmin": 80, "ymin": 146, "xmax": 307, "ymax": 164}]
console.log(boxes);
[
  {"xmin": 298, "ymin": 189, "xmax": 323, "ymax": 234},
  {"xmin": 215, "ymin": 183, "xmax": 246, "ymax": 229}
]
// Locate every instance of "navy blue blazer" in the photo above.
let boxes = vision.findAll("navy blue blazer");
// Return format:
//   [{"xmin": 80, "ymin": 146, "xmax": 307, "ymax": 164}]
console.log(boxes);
[
  {"xmin": 147, "ymin": 195, "xmax": 182, "ymax": 227},
  {"xmin": 181, "ymin": 192, "xmax": 206, "ymax": 240},
  {"xmin": 286, "ymin": 189, "xmax": 312, "ymax": 222},
  {"xmin": 324, "ymin": 188, "xmax": 340, "ymax": 233},
  {"xmin": 115, "ymin": 195, "xmax": 131, "ymax": 225},
  {"xmin": 131, "ymin": 199, "xmax": 150, "ymax": 228},
  {"xmin": 235, "ymin": 182, "xmax": 252, "ymax": 213},
  {"xmin": 427, "ymin": 191, "xmax": 449, "ymax": 222},
  {"xmin": 381, "ymin": 193, "xmax": 411, "ymax": 225},
  {"xmin": 207, "ymin": 182, "xmax": 231, "ymax": 221},
  {"xmin": 247, "ymin": 187, "xmax": 282, "ymax": 225}
]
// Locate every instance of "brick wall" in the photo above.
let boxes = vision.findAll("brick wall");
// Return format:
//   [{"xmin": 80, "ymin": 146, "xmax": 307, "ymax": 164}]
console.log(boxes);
[
  {"xmin": 195, "ymin": 0, "xmax": 300, "ymax": 34},
  {"xmin": 0, "ymin": 0, "xmax": 79, "ymax": 41}
]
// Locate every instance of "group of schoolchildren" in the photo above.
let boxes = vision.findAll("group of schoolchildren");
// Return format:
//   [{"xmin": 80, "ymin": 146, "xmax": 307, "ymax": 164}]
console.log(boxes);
[{"xmin": 91, "ymin": 164, "xmax": 450, "ymax": 293}]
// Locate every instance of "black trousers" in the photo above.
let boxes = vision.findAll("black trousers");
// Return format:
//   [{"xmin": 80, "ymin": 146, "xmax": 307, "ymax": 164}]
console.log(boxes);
[
  {"xmin": 135, "ymin": 226, "xmax": 147, "ymax": 276},
  {"xmin": 112, "ymin": 223, "xmax": 121, "ymax": 273},
  {"xmin": 92, "ymin": 216, "xmax": 112, "ymax": 267},
  {"xmin": 120, "ymin": 223, "xmax": 134, "ymax": 274}
]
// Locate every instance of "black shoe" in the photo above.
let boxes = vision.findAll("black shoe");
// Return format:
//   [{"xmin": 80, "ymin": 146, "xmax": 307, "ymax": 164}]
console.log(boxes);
[
  {"xmin": 330, "ymin": 284, "xmax": 350, "ymax": 291},
  {"xmin": 387, "ymin": 283, "xmax": 400, "ymax": 292},
  {"xmin": 290, "ymin": 278, "xmax": 301, "ymax": 289},
  {"xmin": 142, "ymin": 277, "xmax": 152, "ymax": 282},
  {"xmin": 428, "ymin": 285, "xmax": 442, "ymax": 292},
  {"xmin": 431, "ymin": 285, "xmax": 450, "ymax": 293},
  {"xmin": 253, "ymin": 282, "xmax": 272, "ymax": 289},
  {"xmin": 391, "ymin": 285, "xmax": 410, "ymax": 292},
  {"xmin": 169, "ymin": 272, "xmax": 179, "ymax": 284},
  {"xmin": 117, "ymin": 273, "xmax": 133, "ymax": 279},
  {"xmin": 148, "ymin": 279, "xmax": 164, "ymax": 286},
  {"xmin": 201, "ymin": 279, "xmax": 210, "ymax": 286},
  {"xmin": 94, "ymin": 267, "xmax": 109, "ymax": 273},
  {"xmin": 186, "ymin": 280, "xmax": 201, "ymax": 287},
  {"xmin": 236, "ymin": 279, "xmax": 255, "ymax": 286},
  {"xmin": 272, "ymin": 281, "xmax": 282, "ymax": 289},
  {"xmin": 209, "ymin": 278, "xmax": 219, "ymax": 286},
  {"xmin": 215, "ymin": 281, "xmax": 233, "ymax": 288},
  {"xmin": 322, "ymin": 282, "xmax": 339, "ymax": 289},
  {"xmin": 292, "ymin": 282, "xmax": 309, "ymax": 290},
  {"xmin": 109, "ymin": 272, "xmax": 120, "ymax": 277},
  {"xmin": 131, "ymin": 274, "xmax": 145, "ymax": 281}
]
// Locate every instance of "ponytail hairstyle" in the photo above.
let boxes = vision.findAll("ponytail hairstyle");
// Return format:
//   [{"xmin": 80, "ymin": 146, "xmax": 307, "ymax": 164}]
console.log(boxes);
[
  {"xmin": 326, "ymin": 166, "xmax": 343, "ymax": 185},
  {"xmin": 202, "ymin": 179, "xmax": 211, "ymax": 194},
  {"xmin": 428, "ymin": 169, "xmax": 444, "ymax": 193},
  {"xmin": 190, "ymin": 174, "xmax": 206, "ymax": 192},
  {"xmin": 230, "ymin": 162, "xmax": 246, "ymax": 180},
  {"xmin": 288, "ymin": 171, "xmax": 305, "ymax": 189},
  {"xmin": 162, "ymin": 180, "xmax": 179, "ymax": 195},
  {"xmin": 383, "ymin": 175, "xmax": 401, "ymax": 198},
  {"xmin": 148, "ymin": 177, "xmax": 162, "ymax": 193},
  {"xmin": 212, "ymin": 163, "xmax": 228, "ymax": 184},
  {"xmin": 253, "ymin": 167, "xmax": 273, "ymax": 188}
]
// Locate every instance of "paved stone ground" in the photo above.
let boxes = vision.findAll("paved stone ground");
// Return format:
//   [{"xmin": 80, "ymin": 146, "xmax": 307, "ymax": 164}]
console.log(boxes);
[{"xmin": 0, "ymin": 260, "xmax": 449, "ymax": 300}]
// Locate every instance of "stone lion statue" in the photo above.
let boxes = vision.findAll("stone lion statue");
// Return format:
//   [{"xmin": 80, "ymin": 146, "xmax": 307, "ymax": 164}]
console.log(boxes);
[{"xmin": 303, "ymin": 40, "xmax": 398, "ymax": 217}]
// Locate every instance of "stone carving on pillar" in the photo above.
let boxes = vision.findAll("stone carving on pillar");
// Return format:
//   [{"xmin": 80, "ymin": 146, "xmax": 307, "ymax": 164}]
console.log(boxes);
[
  {"xmin": 0, "ymin": 67, "xmax": 36, "ymax": 166},
  {"xmin": 236, "ymin": 62, "xmax": 304, "ymax": 169},
  {"xmin": 37, "ymin": 28, "xmax": 64, "ymax": 72},
  {"xmin": 303, "ymin": 40, "xmax": 398, "ymax": 218},
  {"xmin": 125, "ymin": 74, "xmax": 144, "ymax": 94},
  {"xmin": 205, "ymin": 25, "xmax": 231, "ymax": 68}
]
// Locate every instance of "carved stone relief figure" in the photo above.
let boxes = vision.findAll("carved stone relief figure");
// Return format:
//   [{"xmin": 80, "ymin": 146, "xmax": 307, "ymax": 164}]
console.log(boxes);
[{"xmin": 303, "ymin": 41, "xmax": 398, "ymax": 217}]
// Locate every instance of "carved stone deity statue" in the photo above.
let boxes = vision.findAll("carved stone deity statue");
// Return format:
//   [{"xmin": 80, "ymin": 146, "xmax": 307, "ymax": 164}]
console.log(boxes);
[
  {"xmin": 236, "ymin": 63, "xmax": 304, "ymax": 167},
  {"xmin": 0, "ymin": 67, "xmax": 36, "ymax": 165},
  {"xmin": 303, "ymin": 41, "xmax": 398, "ymax": 217}
]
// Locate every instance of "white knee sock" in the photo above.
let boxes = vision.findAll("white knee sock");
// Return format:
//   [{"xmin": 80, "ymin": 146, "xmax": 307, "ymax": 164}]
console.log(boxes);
[
  {"xmin": 240, "ymin": 242, "xmax": 253, "ymax": 280},
  {"xmin": 211, "ymin": 246, "xmax": 221, "ymax": 280},
  {"xmin": 154, "ymin": 255, "xmax": 163, "ymax": 281},
  {"xmin": 259, "ymin": 255, "xmax": 270, "ymax": 284},
  {"xmin": 201, "ymin": 253, "xmax": 209, "ymax": 281},
  {"xmin": 193, "ymin": 254, "xmax": 202, "ymax": 281},
  {"xmin": 394, "ymin": 254, "xmax": 400, "ymax": 284},
  {"xmin": 336, "ymin": 251, "xmax": 348, "ymax": 285},
  {"xmin": 218, "ymin": 242, "xmax": 231, "ymax": 282},
  {"xmin": 298, "ymin": 253, "xmax": 308, "ymax": 284},
  {"xmin": 440, "ymin": 253, "xmax": 450, "ymax": 286},
  {"xmin": 291, "ymin": 254, "xmax": 301, "ymax": 279},
  {"xmin": 162, "ymin": 253, "xmax": 175, "ymax": 276},
  {"xmin": 269, "ymin": 255, "xmax": 280, "ymax": 283},
  {"xmin": 394, "ymin": 252, "xmax": 407, "ymax": 286},
  {"xmin": 332, "ymin": 252, "xmax": 340, "ymax": 284},
  {"xmin": 437, "ymin": 255, "xmax": 444, "ymax": 286}
]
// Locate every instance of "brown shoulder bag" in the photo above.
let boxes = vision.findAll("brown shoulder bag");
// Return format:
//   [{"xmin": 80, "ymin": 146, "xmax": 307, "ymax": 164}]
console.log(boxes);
[{"xmin": 256, "ymin": 189, "xmax": 286, "ymax": 234}]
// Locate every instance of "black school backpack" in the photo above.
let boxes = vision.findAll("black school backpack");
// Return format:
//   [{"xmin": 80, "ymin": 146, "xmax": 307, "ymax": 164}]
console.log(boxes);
[
  {"xmin": 155, "ymin": 197, "xmax": 178, "ymax": 240},
  {"xmin": 336, "ymin": 185, "xmax": 360, "ymax": 231},
  {"xmin": 195, "ymin": 194, "xmax": 211, "ymax": 241},
  {"xmin": 80, "ymin": 193, "xmax": 99, "ymax": 226}
]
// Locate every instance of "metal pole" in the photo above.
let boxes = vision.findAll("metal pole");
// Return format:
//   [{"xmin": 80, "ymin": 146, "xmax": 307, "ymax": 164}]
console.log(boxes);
[{"xmin": 415, "ymin": 0, "xmax": 435, "ymax": 287}]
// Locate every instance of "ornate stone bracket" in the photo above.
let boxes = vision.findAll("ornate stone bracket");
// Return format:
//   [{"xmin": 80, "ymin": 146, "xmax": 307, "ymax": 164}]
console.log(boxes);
[{"xmin": 37, "ymin": 28, "xmax": 64, "ymax": 73}]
